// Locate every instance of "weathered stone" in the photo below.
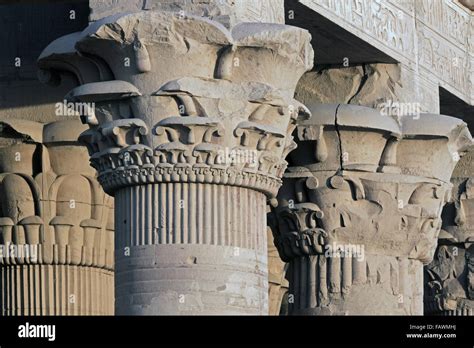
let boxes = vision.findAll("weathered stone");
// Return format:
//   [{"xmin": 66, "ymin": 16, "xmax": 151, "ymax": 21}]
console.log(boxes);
[
  {"xmin": 38, "ymin": 10, "xmax": 313, "ymax": 315},
  {"xmin": 269, "ymin": 104, "xmax": 473, "ymax": 315},
  {"xmin": 267, "ymin": 226, "xmax": 289, "ymax": 315},
  {"xmin": 89, "ymin": 0, "xmax": 285, "ymax": 27},
  {"xmin": 459, "ymin": 0, "xmax": 474, "ymax": 11},
  {"xmin": 296, "ymin": 63, "xmax": 438, "ymax": 114},
  {"xmin": 297, "ymin": 0, "xmax": 473, "ymax": 107},
  {"xmin": 425, "ymin": 148, "xmax": 474, "ymax": 315},
  {"xmin": 295, "ymin": 67, "xmax": 365, "ymax": 105},
  {"xmin": 0, "ymin": 119, "xmax": 114, "ymax": 315},
  {"xmin": 0, "ymin": 0, "xmax": 470, "ymax": 318}
]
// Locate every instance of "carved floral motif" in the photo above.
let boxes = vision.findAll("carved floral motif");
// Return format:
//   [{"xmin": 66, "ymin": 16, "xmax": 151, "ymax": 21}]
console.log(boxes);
[
  {"xmin": 38, "ymin": 11, "xmax": 314, "ymax": 198},
  {"xmin": 268, "ymin": 104, "xmax": 473, "ymax": 315},
  {"xmin": 0, "ymin": 120, "xmax": 114, "ymax": 269}
]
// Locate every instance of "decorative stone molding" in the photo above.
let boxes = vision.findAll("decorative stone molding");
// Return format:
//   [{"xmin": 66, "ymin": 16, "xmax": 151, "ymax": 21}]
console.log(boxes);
[
  {"xmin": 38, "ymin": 10, "xmax": 314, "ymax": 314},
  {"xmin": 0, "ymin": 119, "xmax": 114, "ymax": 315},
  {"xmin": 425, "ymin": 148, "xmax": 474, "ymax": 315},
  {"xmin": 269, "ymin": 104, "xmax": 473, "ymax": 315}
]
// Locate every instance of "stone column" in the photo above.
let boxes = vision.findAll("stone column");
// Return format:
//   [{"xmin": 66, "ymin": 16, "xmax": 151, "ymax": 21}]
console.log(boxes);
[
  {"xmin": 38, "ymin": 10, "xmax": 313, "ymax": 314},
  {"xmin": 0, "ymin": 119, "xmax": 114, "ymax": 315},
  {"xmin": 267, "ymin": 226, "xmax": 289, "ymax": 315},
  {"xmin": 425, "ymin": 148, "xmax": 474, "ymax": 315},
  {"xmin": 269, "ymin": 104, "xmax": 473, "ymax": 315}
]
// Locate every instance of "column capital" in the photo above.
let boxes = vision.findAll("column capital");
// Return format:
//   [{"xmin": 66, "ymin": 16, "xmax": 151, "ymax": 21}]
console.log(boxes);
[
  {"xmin": 275, "ymin": 105, "xmax": 472, "ymax": 263},
  {"xmin": 38, "ymin": 11, "xmax": 314, "ymax": 198},
  {"xmin": 0, "ymin": 119, "xmax": 114, "ymax": 315},
  {"xmin": 269, "ymin": 104, "xmax": 473, "ymax": 314},
  {"xmin": 425, "ymin": 148, "xmax": 474, "ymax": 315},
  {"xmin": 38, "ymin": 9, "xmax": 314, "ymax": 315}
]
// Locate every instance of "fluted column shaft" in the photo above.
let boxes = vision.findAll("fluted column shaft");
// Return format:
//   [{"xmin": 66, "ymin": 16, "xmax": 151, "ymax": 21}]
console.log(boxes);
[
  {"xmin": 287, "ymin": 253, "xmax": 423, "ymax": 315},
  {"xmin": 0, "ymin": 264, "xmax": 113, "ymax": 315},
  {"xmin": 114, "ymin": 183, "xmax": 268, "ymax": 314},
  {"xmin": 0, "ymin": 119, "xmax": 114, "ymax": 316}
]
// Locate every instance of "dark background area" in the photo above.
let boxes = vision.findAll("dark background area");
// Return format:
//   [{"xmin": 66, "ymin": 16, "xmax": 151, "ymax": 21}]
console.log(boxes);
[{"xmin": 0, "ymin": 0, "xmax": 89, "ymax": 113}]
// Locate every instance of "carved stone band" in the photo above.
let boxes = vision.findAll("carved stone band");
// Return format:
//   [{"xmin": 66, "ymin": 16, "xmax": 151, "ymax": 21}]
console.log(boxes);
[{"xmin": 78, "ymin": 118, "xmax": 284, "ymax": 197}]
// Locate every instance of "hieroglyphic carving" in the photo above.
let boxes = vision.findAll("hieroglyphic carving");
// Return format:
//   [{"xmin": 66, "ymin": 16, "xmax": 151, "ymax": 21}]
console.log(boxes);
[
  {"xmin": 418, "ymin": 27, "xmax": 469, "ymax": 98},
  {"xmin": 234, "ymin": 0, "xmax": 285, "ymax": 24},
  {"xmin": 308, "ymin": 0, "xmax": 415, "ymax": 59},
  {"xmin": 300, "ymin": 0, "xmax": 473, "ymax": 104}
]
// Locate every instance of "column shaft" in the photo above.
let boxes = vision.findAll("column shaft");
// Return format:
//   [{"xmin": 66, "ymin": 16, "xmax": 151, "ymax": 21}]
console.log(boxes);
[
  {"xmin": 0, "ymin": 264, "xmax": 113, "ymax": 315},
  {"xmin": 115, "ymin": 183, "xmax": 268, "ymax": 314},
  {"xmin": 288, "ymin": 254, "xmax": 423, "ymax": 315}
]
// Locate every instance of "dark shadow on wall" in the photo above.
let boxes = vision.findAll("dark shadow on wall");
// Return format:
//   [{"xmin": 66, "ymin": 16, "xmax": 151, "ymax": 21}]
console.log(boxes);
[
  {"xmin": 0, "ymin": 0, "xmax": 89, "ymax": 114},
  {"xmin": 440, "ymin": 87, "xmax": 474, "ymax": 134},
  {"xmin": 284, "ymin": 0, "xmax": 397, "ymax": 68}
]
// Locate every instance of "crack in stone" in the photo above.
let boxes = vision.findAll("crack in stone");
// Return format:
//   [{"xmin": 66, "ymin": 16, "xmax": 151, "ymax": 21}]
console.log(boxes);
[
  {"xmin": 334, "ymin": 103, "xmax": 343, "ymax": 173},
  {"xmin": 347, "ymin": 64, "xmax": 368, "ymax": 104}
]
